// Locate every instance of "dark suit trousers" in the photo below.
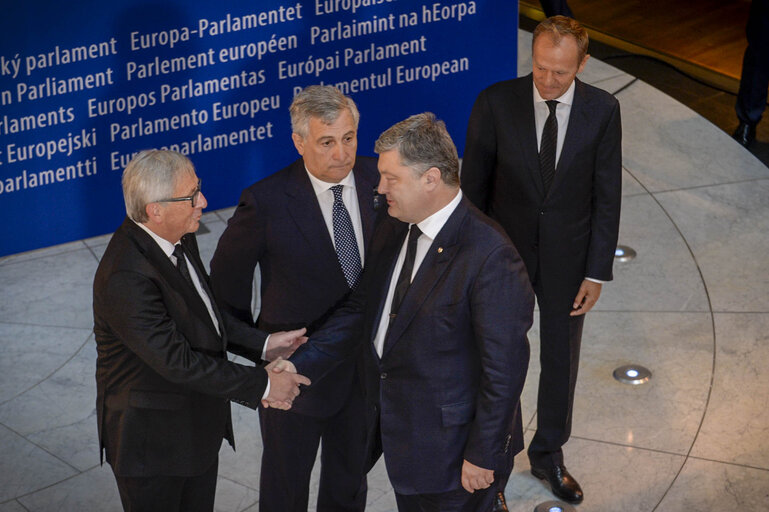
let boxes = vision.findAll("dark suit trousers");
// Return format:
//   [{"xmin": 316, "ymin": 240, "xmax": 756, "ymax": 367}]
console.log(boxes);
[
  {"xmin": 393, "ymin": 480, "xmax": 501, "ymax": 512},
  {"xmin": 539, "ymin": 0, "xmax": 573, "ymax": 18},
  {"xmin": 258, "ymin": 383, "xmax": 367, "ymax": 512},
  {"xmin": 736, "ymin": 0, "xmax": 769, "ymax": 125},
  {"xmin": 527, "ymin": 292, "xmax": 585, "ymax": 468},
  {"xmin": 114, "ymin": 456, "xmax": 218, "ymax": 512}
]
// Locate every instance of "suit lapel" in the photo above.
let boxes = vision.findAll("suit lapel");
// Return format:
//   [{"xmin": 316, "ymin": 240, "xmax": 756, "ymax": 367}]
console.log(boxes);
[
  {"xmin": 511, "ymin": 76, "xmax": 546, "ymax": 197},
  {"xmin": 550, "ymin": 78, "xmax": 589, "ymax": 194},
  {"xmin": 381, "ymin": 200, "xmax": 467, "ymax": 358},
  {"xmin": 353, "ymin": 165, "xmax": 377, "ymax": 254},
  {"xmin": 124, "ymin": 220, "xmax": 221, "ymax": 342},
  {"xmin": 283, "ymin": 160, "xmax": 343, "ymax": 276},
  {"xmin": 181, "ymin": 234, "xmax": 226, "ymax": 348}
]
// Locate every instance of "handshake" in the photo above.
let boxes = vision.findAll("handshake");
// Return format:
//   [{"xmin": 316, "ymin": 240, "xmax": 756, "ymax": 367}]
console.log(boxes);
[{"xmin": 260, "ymin": 328, "xmax": 309, "ymax": 410}]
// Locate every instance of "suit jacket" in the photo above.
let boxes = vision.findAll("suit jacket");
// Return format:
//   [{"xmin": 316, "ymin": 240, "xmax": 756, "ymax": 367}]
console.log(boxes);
[
  {"xmin": 93, "ymin": 218, "xmax": 268, "ymax": 478},
  {"xmin": 291, "ymin": 197, "xmax": 534, "ymax": 494},
  {"xmin": 462, "ymin": 75, "xmax": 622, "ymax": 312},
  {"xmin": 210, "ymin": 156, "xmax": 380, "ymax": 417}
]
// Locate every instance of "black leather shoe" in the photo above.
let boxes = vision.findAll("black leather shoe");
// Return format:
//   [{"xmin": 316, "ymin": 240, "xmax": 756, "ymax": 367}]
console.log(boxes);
[
  {"xmin": 531, "ymin": 464, "xmax": 584, "ymax": 504},
  {"xmin": 492, "ymin": 491, "xmax": 509, "ymax": 512},
  {"xmin": 733, "ymin": 122, "xmax": 756, "ymax": 147}
]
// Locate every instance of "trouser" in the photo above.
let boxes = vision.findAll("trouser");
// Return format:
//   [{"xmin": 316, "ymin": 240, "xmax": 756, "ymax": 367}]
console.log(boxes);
[
  {"xmin": 736, "ymin": 0, "xmax": 769, "ymax": 125},
  {"xmin": 114, "ymin": 456, "xmax": 218, "ymax": 512},
  {"xmin": 527, "ymin": 305, "xmax": 585, "ymax": 469},
  {"xmin": 394, "ymin": 478, "xmax": 502, "ymax": 512},
  {"xmin": 258, "ymin": 384, "xmax": 368, "ymax": 511}
]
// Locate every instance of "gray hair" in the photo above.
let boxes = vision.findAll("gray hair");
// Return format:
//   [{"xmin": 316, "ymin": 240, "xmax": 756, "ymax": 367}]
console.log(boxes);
[
  {"xmin": 374, "ymin": 112, "xmax": 459, "ymax": 186},
  {"xmin": 290, "ymin": 85, "xmax": 360, "ymax": 138},
  {"xmin": 122, "ymin": 149, "xmax": 195, "ymax": 222}
]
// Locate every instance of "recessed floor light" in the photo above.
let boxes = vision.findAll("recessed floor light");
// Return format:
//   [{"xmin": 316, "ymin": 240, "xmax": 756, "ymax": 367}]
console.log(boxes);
[
  {"xmin": 534, "ymin": 501, "xmax": 577, "ymax": 512},
  {"xmin": 615, "ymin": 245, "xmax": 636, "ymax": 262},
  {"xmin": 613, "ymin": 364, "xmax": 652, "ymax": 385}
]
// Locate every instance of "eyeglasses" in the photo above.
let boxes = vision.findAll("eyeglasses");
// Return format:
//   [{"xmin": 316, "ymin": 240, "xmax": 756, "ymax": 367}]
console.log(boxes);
[{"xmin": 156, "ymin": 179, "xmax": 202, "ymax": 207}]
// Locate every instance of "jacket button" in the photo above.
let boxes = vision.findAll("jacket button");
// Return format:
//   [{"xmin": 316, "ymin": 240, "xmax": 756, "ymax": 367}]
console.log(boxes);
[
  {"xmin": 380, "ymin": 372, "xmax": 388, "ymax": 379},
  {"xmin": 539, "ymin": 211, "xmax": 545, "ymax": 215}
]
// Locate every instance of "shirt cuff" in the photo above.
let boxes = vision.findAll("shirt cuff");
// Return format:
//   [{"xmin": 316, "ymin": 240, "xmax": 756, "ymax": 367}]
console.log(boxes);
[
  {"xmin": 585, "ymin": 277, "xmax": 605, "ymax": 284},
  {"xmin": 261, "ymin": 377, "xmax": 270, "ymax": 400},
  {"xmin": 261, "ymin": 334, "xmax": 270, "ymax": 361},
  {"xmin": 260, "ymin": 334, "xmax": 271, "ymax": 400}
]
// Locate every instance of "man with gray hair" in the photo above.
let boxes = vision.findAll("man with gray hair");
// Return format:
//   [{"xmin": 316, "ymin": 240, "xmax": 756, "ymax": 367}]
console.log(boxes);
[
  {"xmin": 284, "ymin": 113, "xmax": 534, "ymax": 511},
  {"xmin": 93, "ymin": 149, "xmax": 310, "ymax": 511},
  {"xmin": 211, "ymin": 85, "xmax": 379, "ymax": 511}
]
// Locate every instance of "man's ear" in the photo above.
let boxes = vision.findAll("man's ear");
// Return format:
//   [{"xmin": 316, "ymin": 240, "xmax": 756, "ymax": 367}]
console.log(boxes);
[
  {"xmin": 145, "ymin": 202, "xmax": 162, "ymax": 223},
  {"xmin": 577, "ymin": 53, "xmax": 590, "ymax": 74},
  {"xmin": 423, "ymin": 167, "xmax": 442, "ymax": 188},
  {"xmin": 291, "ymin": 133, "xmax": 305, "ymax": 155}
]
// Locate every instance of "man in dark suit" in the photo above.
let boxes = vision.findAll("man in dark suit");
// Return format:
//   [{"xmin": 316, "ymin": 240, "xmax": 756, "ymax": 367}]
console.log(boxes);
[
  {"xmin": 732, "ymin": 0, "xmax": 769, "ymax": 147},
  {"xmin": 93, "ymin": 150, "xmax": 310, "ymax": 512},
  {"xmin": 210, "ymin": 86, "xmax": 379, "ymax": 511},
  {"xmin": 462, "ymin": 16, "xmax": 622, "ymax": 505},
  {"xmin": 539, "ymin": 0, "xmax": 573, "ymax": 18},
  {"xmin": 278, "ymin": 113, "xmax": 534, "ymax": 511}
]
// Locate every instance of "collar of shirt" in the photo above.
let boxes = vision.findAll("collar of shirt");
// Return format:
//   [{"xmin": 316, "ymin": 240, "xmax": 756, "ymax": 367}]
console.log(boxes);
[
  {"xmin": 532, "ymin": 78, "xmax": 576, "ymax": 107},
  {"xmin": 134, "ymin": 220, "xmax": 177, "ymax": 260},
  {"xmin": 414, "ymin": 189, "xmax": 463, "ymax": 243},
  {"xmin": 305, "ymin": 166, "xmax": 356, "ymax": 196}
]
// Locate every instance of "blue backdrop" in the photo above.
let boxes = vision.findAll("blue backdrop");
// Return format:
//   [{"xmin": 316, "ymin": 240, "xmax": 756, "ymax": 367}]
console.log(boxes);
[{"xmin": 0, "ymin": 0, "xmax": 517, "ymax": 256}]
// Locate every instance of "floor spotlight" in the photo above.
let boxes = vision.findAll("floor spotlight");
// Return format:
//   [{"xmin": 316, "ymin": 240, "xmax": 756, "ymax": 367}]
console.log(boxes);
[
  {"xmin": 613, "ymin": 364, "xmax": 652, "ymax": 385},
  {"xmin": 534, "ymin": 501, "xmax": 577, "ymax": 512},
  {"xmin": 615, "ymin": 245, "xmax": 636, "ymax": 262}
]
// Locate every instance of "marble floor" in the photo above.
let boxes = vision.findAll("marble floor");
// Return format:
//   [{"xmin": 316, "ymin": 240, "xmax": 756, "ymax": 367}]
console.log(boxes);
[{"xmin": 2, "ymin": 31, "xmax": 769, "ymax": 511}]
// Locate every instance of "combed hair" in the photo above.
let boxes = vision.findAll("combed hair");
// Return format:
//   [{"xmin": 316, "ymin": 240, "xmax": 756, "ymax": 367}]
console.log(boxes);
[
  {"xmin": 122, "ymin": 149, "xmax": 195, "ymax": 222},
  {"xmin": 533, "ymin": 15, "xmax": 589, "ymax": 63},
  {"xmin": 374, "ymin": 112, "xmax": 460, "ymax": 186},
  {"xmin": 289, "ymin": 85, "xmax": 360, "ymax": 137}
]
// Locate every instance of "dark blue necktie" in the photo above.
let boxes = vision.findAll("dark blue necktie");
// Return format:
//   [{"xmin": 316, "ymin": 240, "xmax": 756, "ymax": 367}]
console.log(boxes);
[
  {"xmin": 331, "ymin": 185, "xmax": 362, "ymax": 289},
  {"xmin": 389, "ymin": 224, "xmax": 422, "ymax": 324},
  {"xmin": 539, "ymin": 100, "xmax": 559, "ymax": 193}
]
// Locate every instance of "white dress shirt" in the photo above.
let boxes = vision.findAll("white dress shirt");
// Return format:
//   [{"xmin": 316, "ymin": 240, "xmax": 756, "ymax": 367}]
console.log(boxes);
[
  {"xmin": 533, "ymin": 79, "xmax": 576, "ymax": 166},
  {"xmin": 373, "ymin": 190, "xmax": 463, "ymax": 356},
  {"xmin": 306, "ymin": 168, "xmax": 366, "ymax": 265}
]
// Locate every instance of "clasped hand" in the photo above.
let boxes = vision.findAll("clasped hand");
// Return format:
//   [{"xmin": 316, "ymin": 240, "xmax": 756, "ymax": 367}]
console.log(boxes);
[{"xmin": 262, "ymin": 358, "xmax": 309, "ymax": 410}]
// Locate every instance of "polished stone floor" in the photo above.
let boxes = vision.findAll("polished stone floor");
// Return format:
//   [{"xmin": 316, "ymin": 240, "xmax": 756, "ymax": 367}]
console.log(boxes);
[{"xmin": 2, "ymin": 31, "xmax": 769, "ymax": 511}]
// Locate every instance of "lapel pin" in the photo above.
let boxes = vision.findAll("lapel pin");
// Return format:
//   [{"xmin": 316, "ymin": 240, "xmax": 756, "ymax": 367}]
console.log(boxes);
[{"xmin": 437, "ymin": 247, "xmax": 443, "ymax": 253}]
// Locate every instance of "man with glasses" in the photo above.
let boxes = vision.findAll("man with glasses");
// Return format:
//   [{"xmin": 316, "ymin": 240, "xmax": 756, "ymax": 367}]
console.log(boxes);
[{"xmin": 93, "ymin": 149, "xmax": 310, "ymax": 512}]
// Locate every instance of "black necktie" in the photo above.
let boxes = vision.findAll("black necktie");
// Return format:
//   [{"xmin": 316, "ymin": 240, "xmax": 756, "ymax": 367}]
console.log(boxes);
[
  {"xmin": 331, "ymin": 184, "xmax": 363, "ymax": 289},
  {"xmin": 172, "ymin": 244, "xmax": 194, "ymax": 287},
  {"xmin": 389, "ymin": 225, "xmax": 422, "ymax": 323},
  {"xmin": 539, "ymin": 100, "xmax": 559, "ymax": 193}
]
